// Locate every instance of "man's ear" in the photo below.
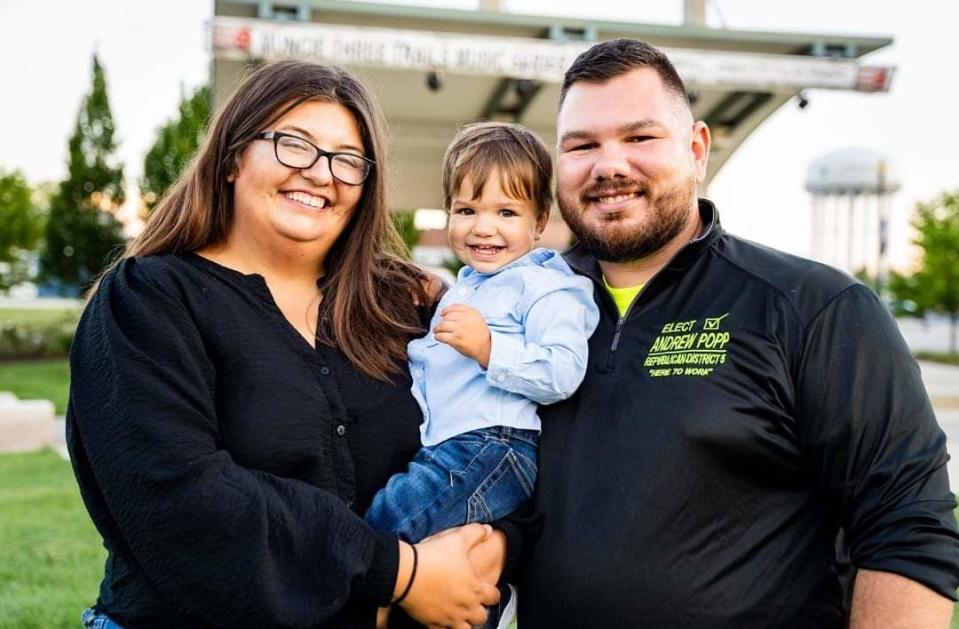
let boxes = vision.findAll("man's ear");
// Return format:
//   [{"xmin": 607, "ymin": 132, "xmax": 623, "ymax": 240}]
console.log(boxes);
[{"xmin": 691, "ymin": 121, "xmax": 711, "ymax": 182}]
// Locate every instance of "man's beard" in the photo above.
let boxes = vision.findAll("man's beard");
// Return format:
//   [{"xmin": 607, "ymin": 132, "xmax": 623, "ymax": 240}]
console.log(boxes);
[{"xmin": 558, "ymin": 175, "xmax": 698, "ymax": 263}]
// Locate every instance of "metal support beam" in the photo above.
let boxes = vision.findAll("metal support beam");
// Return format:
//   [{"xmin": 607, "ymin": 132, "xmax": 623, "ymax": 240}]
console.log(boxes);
[
  {"xmin": 480, "ymin": 78, "xmax": 543, "ymax": 122},
  {"xmin": 810, "ymin": 40, "xmax": 858, "ymax": 58},
  {"xmin": 684, "ymin": 0, "xmax": 707, "ymax": 27},
  {"xmin": 547, "ymin": 24, "xmax": 598, "ymax": 41},
  {"xmin": 702, "ymin": 91, "xmax": 774, "ymax": 135},
  {"xmin": 257, "ymin": 1, "xmax": 310, "ymax": 21}
]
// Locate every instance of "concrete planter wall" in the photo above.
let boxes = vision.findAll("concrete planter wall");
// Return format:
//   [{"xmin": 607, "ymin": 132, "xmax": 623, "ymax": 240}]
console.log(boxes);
[{"xmin": 0, "ymin": 392, "xmax": 55, "ymax": 453}]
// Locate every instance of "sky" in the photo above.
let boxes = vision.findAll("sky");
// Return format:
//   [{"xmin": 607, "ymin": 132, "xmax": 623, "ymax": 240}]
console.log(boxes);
[{"xmin": 1, "ymin": 0, "xmax": 957, "ymax": 268}]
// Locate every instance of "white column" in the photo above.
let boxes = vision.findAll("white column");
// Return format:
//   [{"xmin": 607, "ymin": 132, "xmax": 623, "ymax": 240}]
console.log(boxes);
[
  {"xmin": 831, "ymin": 194, "xmax": 843, "ymax": 269},
  {"xmin": 810, "ymin": 195, "xmax": 821, "ymax": 261},
  {"xmin": 848, "ymin": 194, "xmax": 859, "ymax": 272}
]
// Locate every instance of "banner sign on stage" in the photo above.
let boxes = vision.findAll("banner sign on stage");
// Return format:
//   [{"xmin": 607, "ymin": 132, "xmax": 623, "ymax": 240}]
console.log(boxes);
[{"xmin": 212, "ymin": 17, "xmax": 892, "ymax": 92}]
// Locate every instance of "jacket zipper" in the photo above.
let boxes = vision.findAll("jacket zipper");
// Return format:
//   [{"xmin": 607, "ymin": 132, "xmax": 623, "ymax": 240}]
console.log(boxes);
[
  {"xmin": 602, "ymin": 233, "xmax": 707, "ymax": 369},
  {"xmin": 605, "ymin": 301, "xmax": 634, "ymax": 369}
]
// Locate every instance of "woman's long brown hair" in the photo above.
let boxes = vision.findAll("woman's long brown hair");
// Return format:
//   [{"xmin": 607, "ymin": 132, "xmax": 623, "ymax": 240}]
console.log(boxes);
[{"xmin": 122, "ymin": 61, "xmax": 428, "ymax": 381}]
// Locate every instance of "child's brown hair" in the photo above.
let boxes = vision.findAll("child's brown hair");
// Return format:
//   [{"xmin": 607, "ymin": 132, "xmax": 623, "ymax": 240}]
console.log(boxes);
[{"xmin": 441, "ymin": 121, "xmax": 553, "ymax": 218}]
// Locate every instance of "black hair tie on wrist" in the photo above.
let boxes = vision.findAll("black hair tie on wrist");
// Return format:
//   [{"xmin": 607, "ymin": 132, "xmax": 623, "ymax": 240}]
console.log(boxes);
[{"xmin": 393, "ymin": 543, "xmax": 418, "ymax": 606}]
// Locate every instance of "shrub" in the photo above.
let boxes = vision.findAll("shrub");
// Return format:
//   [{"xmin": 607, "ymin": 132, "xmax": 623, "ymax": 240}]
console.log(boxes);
[{"xmin": 0, "ymin": 314, "xmax": 77, "ymax": 360}]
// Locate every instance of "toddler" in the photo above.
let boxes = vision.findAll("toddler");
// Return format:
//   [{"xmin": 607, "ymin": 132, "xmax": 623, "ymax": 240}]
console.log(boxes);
[{"xmin": 365, "ymin": 122, "xmax": 599, "ymax": 627}]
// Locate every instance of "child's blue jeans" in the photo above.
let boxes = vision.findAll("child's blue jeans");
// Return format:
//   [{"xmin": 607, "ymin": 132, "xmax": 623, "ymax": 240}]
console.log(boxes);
[
  {"xmin": 81, "ymin": 608, "xmax": 125, "ymax": 628},
  {"xmin": 365, "ymin": 426, "xmax": 538, "ymax": 543}
]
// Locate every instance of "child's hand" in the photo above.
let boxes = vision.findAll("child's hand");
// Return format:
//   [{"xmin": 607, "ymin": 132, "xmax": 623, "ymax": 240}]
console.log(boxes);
[{"xmin": 433, "ymin": 304, "xmax": 491, "ymax": 368}]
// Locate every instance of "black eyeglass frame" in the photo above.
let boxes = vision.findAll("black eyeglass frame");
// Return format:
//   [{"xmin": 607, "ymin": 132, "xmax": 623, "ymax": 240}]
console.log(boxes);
[{"xmin": 253, "ymin": 131, "xmax": 375, "ymax": 186}]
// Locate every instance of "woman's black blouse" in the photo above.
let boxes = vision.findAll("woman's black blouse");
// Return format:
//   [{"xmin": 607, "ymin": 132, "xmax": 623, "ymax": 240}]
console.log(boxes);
[{"xmin": 66, "ymin": 253, "xmax": 428, "ymax": 628}]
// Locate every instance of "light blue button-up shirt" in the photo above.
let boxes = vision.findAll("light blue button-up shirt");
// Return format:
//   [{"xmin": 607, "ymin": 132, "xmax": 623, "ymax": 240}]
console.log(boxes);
[{"xmin": 409, "ymin": 248, "xmax": 600, "ymax": 446}]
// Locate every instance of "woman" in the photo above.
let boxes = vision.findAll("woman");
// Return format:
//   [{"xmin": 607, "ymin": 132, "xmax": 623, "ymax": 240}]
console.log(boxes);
[{"xmin": 68, "ymin": 61, "xmax": 503, "ymax": 628}]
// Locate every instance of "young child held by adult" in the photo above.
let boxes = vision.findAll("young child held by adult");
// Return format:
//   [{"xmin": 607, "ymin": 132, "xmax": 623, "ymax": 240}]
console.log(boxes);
[{"xmin": 364, "ymin": 122, "xmax": 599, "ymax": 627}]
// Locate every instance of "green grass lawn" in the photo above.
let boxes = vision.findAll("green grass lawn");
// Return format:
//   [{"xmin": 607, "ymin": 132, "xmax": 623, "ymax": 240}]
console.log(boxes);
[
  {"xmin": 0, "ymin": 449, "xmax": 956, "ymax": 627},
  {"xmin": 0, "ymin": 307, "xmax": 77, "ymax": 408},
  {"xmin": 917, "ymin": 351, "xmax": 959, "ymax": 367},
  {"xmin": 0, "ymin": 450, "xmax": 104, "ymax": 628},
  {"xmin": 0, "ymin": 308, "xmax": 81, "ymax": 327},
  {"xmin": 0, "ymin": 359, "xmax": 70, "ymax": 415}
]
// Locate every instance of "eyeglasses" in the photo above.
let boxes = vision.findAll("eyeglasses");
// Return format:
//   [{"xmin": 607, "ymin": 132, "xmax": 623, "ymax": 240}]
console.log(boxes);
[{"xmin": 254, "ymin": 131, "xmax": 374, "ymax": 186}]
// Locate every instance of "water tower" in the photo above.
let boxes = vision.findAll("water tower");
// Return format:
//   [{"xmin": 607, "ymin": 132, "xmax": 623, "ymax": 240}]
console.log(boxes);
[{"xmin": 805, "ymin": 148, "xmax": 901, "ymax": 279}]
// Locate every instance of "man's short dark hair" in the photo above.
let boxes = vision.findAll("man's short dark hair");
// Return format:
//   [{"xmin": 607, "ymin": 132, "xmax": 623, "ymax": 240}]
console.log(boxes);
[{"xmin": 560, "ymin": 38, "xmax": 689, "ymax": 106}]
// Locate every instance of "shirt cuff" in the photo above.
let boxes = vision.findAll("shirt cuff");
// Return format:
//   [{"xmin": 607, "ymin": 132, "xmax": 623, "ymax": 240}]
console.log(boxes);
[
  {"xmin": 351, "ymin": 530, "xmax": 399, "ymax": 606},
  {"xmin": 486, "ymin": 331, "xmax": 525, "ymax": 390}
]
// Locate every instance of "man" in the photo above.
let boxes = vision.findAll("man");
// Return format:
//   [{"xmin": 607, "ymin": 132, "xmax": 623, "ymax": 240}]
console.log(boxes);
[{"xmin": 519, "ymin": 38, "xmax": 959, "ymax": 627}]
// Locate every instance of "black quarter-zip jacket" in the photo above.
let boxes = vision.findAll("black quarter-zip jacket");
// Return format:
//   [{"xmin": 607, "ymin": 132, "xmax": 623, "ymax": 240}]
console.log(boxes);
[{"xmin": 519, "ymin": 200, "xmax": 959, "ymax": 628}]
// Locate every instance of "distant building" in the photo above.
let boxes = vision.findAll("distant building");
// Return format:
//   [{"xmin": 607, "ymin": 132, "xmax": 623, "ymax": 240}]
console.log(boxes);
[
  {"xmin": 805, "ymin": 147, "xmax": 901, "ymax": 278},
  {"xmin": 210, "ymin": 0, "xmax": 895, "ymax": 260}
]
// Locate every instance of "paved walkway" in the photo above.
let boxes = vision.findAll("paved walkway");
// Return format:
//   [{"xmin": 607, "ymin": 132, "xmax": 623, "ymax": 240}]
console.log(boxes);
[
  {"xmin": 940, "ymin": 410, "xmax": 959, "ymax": 489},
  {"xmin": 0, "ymin": 296, "xmax": 80, "ymax": 310},
  {"xmin": 897, "ymin": 316, "xmax": 956, "ymax": 354},
  {"xmin": 51, "ymin": 417, "xmax": 68, "ymax": 460},
  {"xmin": 920, "ymin": 361, "xmax": 959, "ymax": 486},
  {"xmin": 919, "ymin": 360, "xmax": 959, "ymax": 408}
]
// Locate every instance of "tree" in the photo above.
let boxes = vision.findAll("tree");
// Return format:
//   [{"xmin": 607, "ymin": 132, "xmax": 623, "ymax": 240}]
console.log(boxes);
[
  {"xmin": 141, "ymin": 84, "xmax": 211, "ymax": 211},
  {"xmin": 889, "ymin": 191, "xmax": 959, "ymax": 353},
  {"xmin": 392, "ymin": 211, "xmax": 420, "ymax": 259},
  {"xmin": 887, "ymin": 271, "xmax": 924, "ymax": 317},
  {"xmin": 40, "ymin": 55, "xmax": 126, "ymax": 294},
  {"xmin": 0, "ymin": 170, "xmax": 44, "ymax": 291},
  {"xmin": 852, "ymin": 267, "xmax": 876, "ymax": 292}
]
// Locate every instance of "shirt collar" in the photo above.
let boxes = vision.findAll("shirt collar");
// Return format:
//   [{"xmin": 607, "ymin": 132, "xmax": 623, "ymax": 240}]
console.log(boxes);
[{"xmin": 457, "ymin": 247, "xmax": 560, "ymax": 283}]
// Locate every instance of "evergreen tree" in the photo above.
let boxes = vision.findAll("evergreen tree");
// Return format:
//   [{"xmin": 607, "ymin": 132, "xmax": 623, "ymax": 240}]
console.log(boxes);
[
  {"xmin": 392, "ymin": 212, "xmax": 420, "ymax": 259},
  {"xmin": 40, "ymin": 55, "xmax": 126, "ymax": 294},
  {"xmin": 141, "ymin": 84, "xmax": 211, "ymax": 211},
  {"xmin": 0, "ymin": 170, "xmax": 44, "ymax": 291},
  {"xmin": 889, "ymin": 190, "xmax": 959, "ymax": 353}
]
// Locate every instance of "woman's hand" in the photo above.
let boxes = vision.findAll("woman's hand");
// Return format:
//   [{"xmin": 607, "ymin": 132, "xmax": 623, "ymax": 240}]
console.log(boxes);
[{"xmin": 397, "ymin": 524, "xmax": 500, "ymax": 628}]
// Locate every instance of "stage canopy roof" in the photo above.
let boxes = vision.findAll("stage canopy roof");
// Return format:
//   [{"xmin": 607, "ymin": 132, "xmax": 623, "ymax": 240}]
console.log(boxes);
[{"xmin": 212, "ymin": 0, "xmax": 894, "ymax": 211}]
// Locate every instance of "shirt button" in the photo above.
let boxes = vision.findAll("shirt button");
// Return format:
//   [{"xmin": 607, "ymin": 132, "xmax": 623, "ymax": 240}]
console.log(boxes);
[
  {"xmin": 457, "ymin": 287, "xmax": 468, "ymax": 295},
  {"xmin": 335, "ymin": 424, "xmax": 346, "ymax": 436},
  {"xmin": 415, "ymin": 370, "xmax": 424, "ymax": 378},
  {"xmin": 320, "ymin": 366, "xmax": 330, "ymax": 376},
  {"xmin": 495, "ymin": 373, "xmax": 506, "ymax": 382}
]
